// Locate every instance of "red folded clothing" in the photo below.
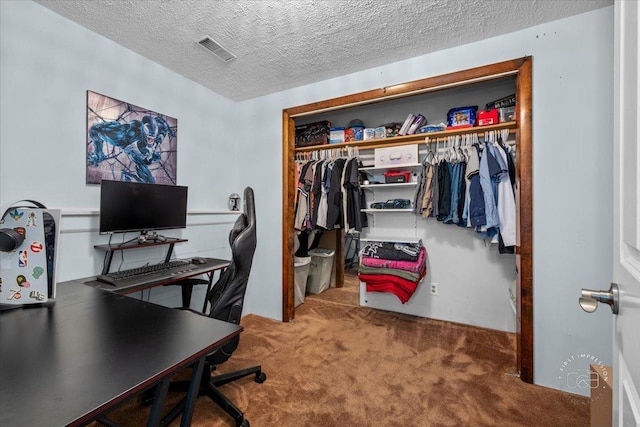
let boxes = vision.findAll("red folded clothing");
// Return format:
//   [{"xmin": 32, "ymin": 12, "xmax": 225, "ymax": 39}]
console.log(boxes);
[
  {"xmin": 359, "ymin": 266, "xmax": 426, "ymax": 304},
  {"xmin": 365, "ymin": 281, "xmax": 414, "ymax": 303}
]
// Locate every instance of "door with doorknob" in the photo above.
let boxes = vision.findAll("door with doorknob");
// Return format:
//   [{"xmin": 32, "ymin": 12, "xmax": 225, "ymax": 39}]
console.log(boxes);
[{"xmin": 580, "ymin": 2, "xmax": 640, "ymax": 426}]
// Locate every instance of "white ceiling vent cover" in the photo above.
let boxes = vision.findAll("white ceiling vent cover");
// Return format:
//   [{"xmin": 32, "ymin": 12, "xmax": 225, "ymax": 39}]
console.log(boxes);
[{"xmin": 197, "ymin": 36, "xmax": 236, "ymax": 62}]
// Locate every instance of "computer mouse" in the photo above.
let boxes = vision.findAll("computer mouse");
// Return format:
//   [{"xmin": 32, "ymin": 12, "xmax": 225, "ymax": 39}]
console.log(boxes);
[{"xmin": 192, "ymin": 257, "xmax": 207, "ymax": 265}]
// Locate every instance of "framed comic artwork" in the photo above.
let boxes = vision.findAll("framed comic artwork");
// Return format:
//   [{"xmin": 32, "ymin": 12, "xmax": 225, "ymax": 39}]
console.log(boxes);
[{"xmin": 86, "ymin": 91, "xmax": 178, "ymax": 185}]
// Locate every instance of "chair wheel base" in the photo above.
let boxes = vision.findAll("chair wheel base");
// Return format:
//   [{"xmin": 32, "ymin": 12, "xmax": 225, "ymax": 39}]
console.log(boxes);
[{"xmin": 255, "ymin": 372, "xmax": 266, "ymax": 383}]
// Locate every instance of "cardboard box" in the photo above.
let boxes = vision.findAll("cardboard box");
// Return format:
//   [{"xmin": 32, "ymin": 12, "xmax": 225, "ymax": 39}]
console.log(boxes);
[
  {"xmin": 374, "ymin": 144, "xmax": 418, "ymax": 167},
  {"xmin": 590, "ymin": 364, "xmax": 612, "ymax": 427},
  {"xmin": 478, "ymin": 109, "xmax": 499, "ymax": 126},
  {"xmin": 329, "ymin": 127, "xmax": 345, "ymax": 144}
]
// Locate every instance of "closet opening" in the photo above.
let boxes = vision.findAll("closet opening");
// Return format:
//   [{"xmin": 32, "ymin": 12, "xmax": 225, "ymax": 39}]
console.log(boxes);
[{"xmin": 282, "ymin": 57, "xmax": 533, "ymax": 383}]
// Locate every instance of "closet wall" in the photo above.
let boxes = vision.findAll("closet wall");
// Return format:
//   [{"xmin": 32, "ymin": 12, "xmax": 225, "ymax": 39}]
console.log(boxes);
[{"xmin": 293, "ymin": 78, "xmax": 517, "ymax": 332}]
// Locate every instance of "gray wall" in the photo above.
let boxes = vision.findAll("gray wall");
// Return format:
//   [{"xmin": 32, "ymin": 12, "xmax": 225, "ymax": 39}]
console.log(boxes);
[{"xmin": 0, "ymin": 1, "xmax": 614, "ymax": 395}]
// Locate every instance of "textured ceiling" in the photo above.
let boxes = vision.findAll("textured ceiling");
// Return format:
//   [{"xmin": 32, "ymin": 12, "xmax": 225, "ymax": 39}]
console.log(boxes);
[{"xmin": 35, "ymin": 0, "xmax": 612, "ymax": 101}]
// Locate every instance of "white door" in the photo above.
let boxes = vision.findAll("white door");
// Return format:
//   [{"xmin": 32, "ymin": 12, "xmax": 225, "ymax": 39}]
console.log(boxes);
[{"xmin": 613, "ymin": 1, "xmax": 640, "ymax": 425}]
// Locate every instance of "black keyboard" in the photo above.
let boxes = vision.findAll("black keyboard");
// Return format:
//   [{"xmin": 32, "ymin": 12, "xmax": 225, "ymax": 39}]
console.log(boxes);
[{"xmin": 96, "ymin": 260, "xmax": 200, "ymax": 287}]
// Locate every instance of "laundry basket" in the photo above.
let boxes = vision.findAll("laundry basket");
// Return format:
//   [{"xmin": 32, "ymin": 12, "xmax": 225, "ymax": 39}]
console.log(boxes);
[
  {"xmin": 306, "ymin": 248, "xmax": 335, "ymax": 294},
  {"xmin": 294, "ymin": 256, "xmax": 311, "ymax": 306}
]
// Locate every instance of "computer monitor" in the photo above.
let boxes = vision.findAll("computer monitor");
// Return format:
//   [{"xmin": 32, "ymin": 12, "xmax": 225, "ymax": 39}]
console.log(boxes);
[{"xmin": 99, "ymin": 180, "xmax": 188, "ymax": 236}]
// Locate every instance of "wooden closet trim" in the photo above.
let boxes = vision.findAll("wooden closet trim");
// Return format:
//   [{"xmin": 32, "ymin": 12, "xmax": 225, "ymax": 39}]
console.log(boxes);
[{"xmin": 282, "ymin": 56, "xmax": 534, "ymax": 383}]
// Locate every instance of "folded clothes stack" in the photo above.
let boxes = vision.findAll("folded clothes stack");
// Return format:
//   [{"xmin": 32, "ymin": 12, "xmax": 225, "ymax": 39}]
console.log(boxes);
[{"xmin": 358, "ymin": 242, "xmax": 427, "ymax": 304}]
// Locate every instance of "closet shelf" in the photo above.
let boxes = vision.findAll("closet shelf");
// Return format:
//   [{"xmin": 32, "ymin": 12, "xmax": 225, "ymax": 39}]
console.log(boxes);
[
  {"xmin": 361, "ymin": 208, "xmax": 414, "ymax": 213},
  {"xmin": 361, "ymin": 182, "xmax": 417, "ymax": 189},
  {"xmin": 294, "ymin": 121, "xmax": 517, "ymax": 153},
  {"xmin": 360, "ymin": 163, "xmax": 421, "ymax": 174},
  {"xmin": 360, "ymin": 236, "xmax": 422, "ymax": 244}
]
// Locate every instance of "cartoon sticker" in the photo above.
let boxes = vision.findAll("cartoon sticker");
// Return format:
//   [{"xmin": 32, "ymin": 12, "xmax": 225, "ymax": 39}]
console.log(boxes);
[
  {"xmin": 8, "ymin": 209, "xmax": 23, "ymax": 221},
  {"xmin": 30, "ymin": 241, "xmax": 43, "ymax": 253},
  {"xmin": 26, "ymin": 211, "xmax": 37, "ymax": 227},
  {"xmin": 7, "ymin": 288, "xmax": 22, "ymax": 300},
  {"xmin": 32, "ymin": 266, "xmax": 45, "ymax": 279},
  {"xmin": 29, "ymin": 290, "xmax": 46, "ymax": 301},
  {"xmin": 16, "ymin": 275, "xmax": 28, "ymax": 287}
]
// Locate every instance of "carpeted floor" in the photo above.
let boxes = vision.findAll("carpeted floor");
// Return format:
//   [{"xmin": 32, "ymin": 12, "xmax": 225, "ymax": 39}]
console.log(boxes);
[{"xmin": 99, "ymin": 274, "xmax": 590, "ymax": 426}]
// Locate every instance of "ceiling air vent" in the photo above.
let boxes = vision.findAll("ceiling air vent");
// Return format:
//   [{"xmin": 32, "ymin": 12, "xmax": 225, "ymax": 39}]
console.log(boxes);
[{"xmin": 197, "ymin": 36, "xmax": 236, "ymax": 62}]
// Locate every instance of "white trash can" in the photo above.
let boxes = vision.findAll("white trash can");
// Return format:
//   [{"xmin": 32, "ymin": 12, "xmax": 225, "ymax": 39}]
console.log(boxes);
[
  {"xmin": 306, "ymin": 249, "xmax": 335, "ymax": 294},
  {"xmin": 294, "ymin": 256, "xmax": 311, "ymax": 306}
]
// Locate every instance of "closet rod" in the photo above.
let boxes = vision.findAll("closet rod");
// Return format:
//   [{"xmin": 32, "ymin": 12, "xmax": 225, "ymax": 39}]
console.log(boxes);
[{"xmin": 424, "ymin": 128, "xmax": 516, "ymax": 144}]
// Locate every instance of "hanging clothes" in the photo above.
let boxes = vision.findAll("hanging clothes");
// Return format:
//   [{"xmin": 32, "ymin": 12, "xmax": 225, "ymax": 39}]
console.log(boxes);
[
  {"xmin": 430, "ymin": 161, "xmax": 440, "ymax": 219},
  {"xmin": 414, "ymin": 132, "xmax": 517, "ymax": 255},
  {"xmin": 310, "ymin": 160, "xmax": 325, "ymax": 228},
  {"xmin": 436, "ymin": 159, "xmax": 451, "ymax": 222},
  {"xmin": 467, "ymin": 145, "xmax": 485, "ymax": 228},
  {"xmin": 343, "ymin": 157, "xmax": 367, "ymax": 233},
  {"xmin": 414, "ymin": 156, "xmax": 436, "ymax": 218},
  {"xmin": 326, "ymin": 157, "xmax": 347, "ymax": 229},
  {"xmin": 315, "ymin": 161, "xmax": 330, "ymax": 229},
  {"xmin": 494, "ymin": 137, "xmax": 517, "ymax": 251},
  {"xmin": 478, "ymin": 143, "xmax": 500, "ymax": 232},
  {"xmin": 294, "ymin": 160, "xmax": 315, "ymax": 231},
  {"xmin": 414, "ymin": 160, "xmax": 428, "ymax": 215}
]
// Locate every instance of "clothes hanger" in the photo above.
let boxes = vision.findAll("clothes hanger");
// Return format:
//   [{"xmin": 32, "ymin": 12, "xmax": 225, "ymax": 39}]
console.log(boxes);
[
  {"xmin": 424, "ymin": 137, "xmax": 435, "ymax": 165},
  {"xmin": 463, "ymin": 134, "xmax": 472, "ymax": 160},
  {"xmin": 457, "ymin": 135, "xmax": 466, "ymax": 162},
  {"xmin": 443, "ymin": 137, "xmax": 450, "ymax": 163},
  {"xmin": 447, "ymin": 136, "xmax": 457, "ymax": 163},
  {"xmin": 500, "ymin": 129, "xmax": 512, "ymax": 152}
]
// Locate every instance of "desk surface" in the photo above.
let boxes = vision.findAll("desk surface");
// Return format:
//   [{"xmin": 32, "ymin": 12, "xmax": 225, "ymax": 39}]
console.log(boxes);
[
  {"xmin": 84, "ymin": 257, "xmax": 230, "ymax": 294},
  {"xmin": 0, "ymin": 282, "xmax": 242, "ymax": 427}
]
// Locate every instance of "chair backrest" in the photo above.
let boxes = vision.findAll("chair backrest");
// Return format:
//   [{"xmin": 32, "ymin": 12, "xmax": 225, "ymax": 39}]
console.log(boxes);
[{"xmin": 206, "ymin": 187, "xmax": 257, "ymax": 362}]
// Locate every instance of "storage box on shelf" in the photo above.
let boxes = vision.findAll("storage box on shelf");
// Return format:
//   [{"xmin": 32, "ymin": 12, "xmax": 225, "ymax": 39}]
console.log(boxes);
[{"xmin": 293, "ymin": 121, "xmax": 516, "ymax": 153}]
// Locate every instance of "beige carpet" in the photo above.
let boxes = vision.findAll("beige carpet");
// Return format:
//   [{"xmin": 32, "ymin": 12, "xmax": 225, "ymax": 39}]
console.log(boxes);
[{"xmin": 100, "ymin": 277, "xmax": 590, "ymax": 426}]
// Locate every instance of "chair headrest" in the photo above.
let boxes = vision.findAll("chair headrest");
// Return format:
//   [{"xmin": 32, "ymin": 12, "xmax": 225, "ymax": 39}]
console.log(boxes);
[{"xmin": 243, "ymin": 186, "xmax": 255, "ymax": 228}]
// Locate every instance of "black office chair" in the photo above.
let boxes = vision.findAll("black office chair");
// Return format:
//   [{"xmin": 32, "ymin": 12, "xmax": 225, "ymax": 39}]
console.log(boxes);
[{"xmin": 163, "ymin": 187, "xmax": 265, "ymax": 427}]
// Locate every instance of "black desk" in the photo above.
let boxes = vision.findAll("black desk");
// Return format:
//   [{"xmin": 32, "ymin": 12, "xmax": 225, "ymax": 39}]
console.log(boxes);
[
  {"xmin": 0, "ymin": 282, "xmax": 242, "ymax": 427},
  {"xmin": 84, "ymin": 257, "xmax": 230, "ymax": 308}
]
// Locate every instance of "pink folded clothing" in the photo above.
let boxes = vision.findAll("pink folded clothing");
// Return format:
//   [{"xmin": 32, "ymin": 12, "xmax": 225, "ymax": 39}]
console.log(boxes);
[{"xmin": 360, "ymin": 246, "xmax": 426, "ymax": 273}]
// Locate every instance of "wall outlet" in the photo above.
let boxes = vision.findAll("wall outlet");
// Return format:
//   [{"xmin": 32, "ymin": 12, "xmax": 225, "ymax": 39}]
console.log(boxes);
[{"xmin": 430, "ymin": 282, "xmax": 438, "ymax": 295}]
